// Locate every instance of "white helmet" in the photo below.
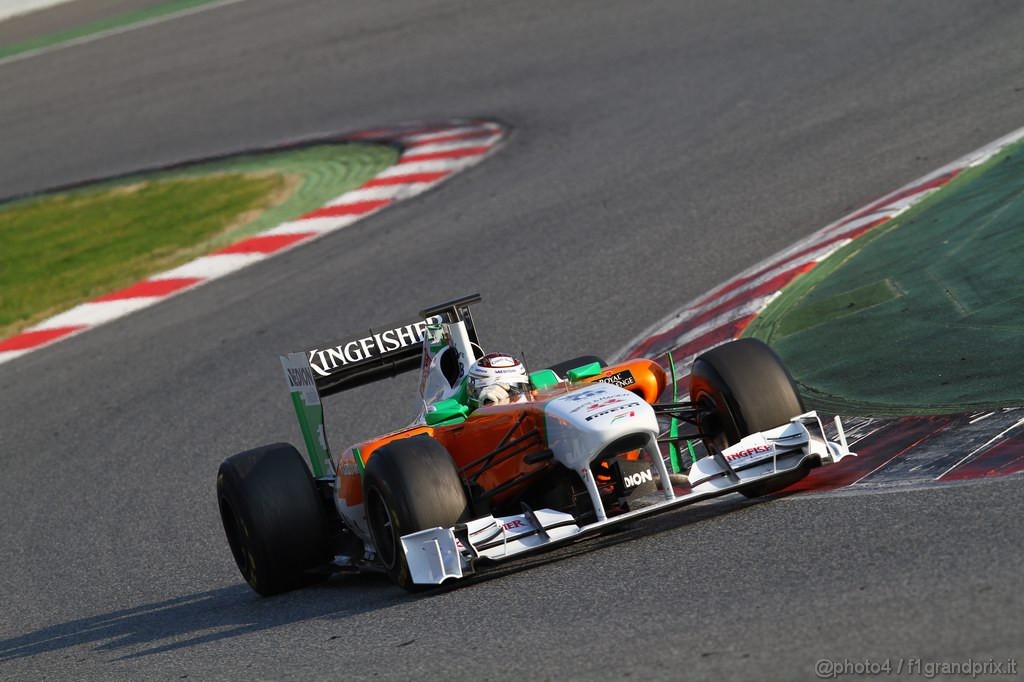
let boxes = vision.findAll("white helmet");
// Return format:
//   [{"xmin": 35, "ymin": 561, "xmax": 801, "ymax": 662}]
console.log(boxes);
[{"xmin": 467, "ymin": 353, "xmax": 531, "ymax": 407}]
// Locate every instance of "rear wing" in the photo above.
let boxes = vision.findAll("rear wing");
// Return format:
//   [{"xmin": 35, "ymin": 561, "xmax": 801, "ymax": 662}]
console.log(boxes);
[
  {"xmin": 280, "ymin": 293, "xmax": 483, "ymax": 476},
  {"xmin": 305, "ymin": 292, "xmax": 481, "ymax": 396}
]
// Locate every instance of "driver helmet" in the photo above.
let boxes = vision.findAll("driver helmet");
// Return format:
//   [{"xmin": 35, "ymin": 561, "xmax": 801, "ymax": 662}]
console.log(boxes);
[{"xmin": 467, "ymin": 353, "xmax": 531, "ymax": 407}]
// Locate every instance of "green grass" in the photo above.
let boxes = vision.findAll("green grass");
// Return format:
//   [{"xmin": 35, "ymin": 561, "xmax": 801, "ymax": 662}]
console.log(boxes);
[
  {"xmin": 0, "ymin": 142, "xmax": 399, "ymax": 339},
  {"xmin": 0, "ymin": 174, "xmax": 284, "ymax": 338}
]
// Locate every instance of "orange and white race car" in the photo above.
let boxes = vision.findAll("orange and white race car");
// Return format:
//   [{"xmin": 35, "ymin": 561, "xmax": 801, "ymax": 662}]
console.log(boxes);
[{"xmin": 216, "ymin": 294, "xmax": 854, "ymax": 595}]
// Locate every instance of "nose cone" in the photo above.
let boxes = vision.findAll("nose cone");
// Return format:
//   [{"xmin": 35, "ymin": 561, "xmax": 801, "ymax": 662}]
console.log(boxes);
[{"xmin": 543, "ymin": 384, "xmax": 659, "ymax": 471}]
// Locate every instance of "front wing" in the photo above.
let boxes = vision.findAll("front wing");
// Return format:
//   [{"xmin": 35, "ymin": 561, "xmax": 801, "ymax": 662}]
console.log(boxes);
[{"xmin": 400, "ymin": 411, "xmax": 854, "ymax": 585}]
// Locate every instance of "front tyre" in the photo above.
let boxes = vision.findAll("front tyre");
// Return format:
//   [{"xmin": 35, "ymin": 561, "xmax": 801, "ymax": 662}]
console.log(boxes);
[
  {"xmin": 689, "ymin": 338, "xmax": 807, "ymax": 498},
  {"xmin": 217, "ymin": 443, "xmax": 333, "ymax": 596},
  {"xmin": 363, "ymin": 435, "xmax": 470, "ymax": 590}
]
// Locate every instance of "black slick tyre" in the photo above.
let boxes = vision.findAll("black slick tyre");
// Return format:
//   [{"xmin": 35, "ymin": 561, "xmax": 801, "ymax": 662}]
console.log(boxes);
[
  {"xmin": 689, "ymin": 338, "xmax": 807, "ymax": 498},
  {"xmin": 217, "ymin": 443, "xmax": 333, "ymax": 596},
  {"xmin": 362, "ymin": 435, "xmax": 469, "ymax": 590}
]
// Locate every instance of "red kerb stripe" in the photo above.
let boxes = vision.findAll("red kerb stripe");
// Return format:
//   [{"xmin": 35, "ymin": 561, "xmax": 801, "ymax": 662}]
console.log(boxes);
[
  {"xmin": 787, "ymin": 417, "xmax": 954, "ymax": 493},
  {"xmin": 684, "ymin": 262, "xmax": 817, "ymax": 332},
  {"xmin": 668, "ymin": 313, "xmax": 756, "ymax": 367},
  {"xmin": 94, "ymin": 278, "xmax": 202, "ymax": 302},
  {"xmin": 400, "ymin": 146, "xmax": 491, "ymax": 163},
  {"xmin": 363, "ymin": 172, "xmax": 450, "ymax": 187},
  {"xmin": 215, "ymin": 233, "xmax": 315, "ymax": 255},
  {"xmin": 836, "ymin": 170, "xmax": 959, "ymax": 228},
  {"xmin": 300, "ymin": 199, "xmax": 392, "ymax": 220},
  {"xmin": 0, "ymin": 326, "xmax": 86, "ymax": 352},
  {"xmin": 690, "ymin": 217, "xmax": 888, "ymax": 310}
]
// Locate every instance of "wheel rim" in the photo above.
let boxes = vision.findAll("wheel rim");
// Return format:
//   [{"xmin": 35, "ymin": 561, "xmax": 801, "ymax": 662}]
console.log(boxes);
[{"xmin": 366, "ymin": 488, "xmax": 398, "ymax": 569}]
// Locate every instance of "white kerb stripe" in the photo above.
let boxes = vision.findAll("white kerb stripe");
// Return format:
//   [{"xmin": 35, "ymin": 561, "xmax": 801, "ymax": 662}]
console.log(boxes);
[
  {"xmin": 325, "ymin": 186, "xmax": 406, "ymax": 205},
  {"xmin": 650, "ymin": 293, "xmax": 779, "ymax": 356},
  {"xmin": 263, "ymin": 216, "xmax": 361, "ymax": 236},
  {"xmin": 385, "ymin": 182, "xmax": 439, "ymax": 201},
  {"xmin": 399, "ymin": 126, "xmax": 490, "ymax": 143},
  {"xmin": 31, "ymin": 298, "xmax": 167, "ymax": 330},
  {"xmin": 674, "ymin": 240, "xmax": 853, "ymax": 325},
  {"xmin": 149, "ymin": 253, "xmax": 266, "ymax": 281},
  {"xmin": 0, "ymin": 349, "xmax": 32, "ymax": 364},
  {"xmin": 401, "ymin": 138, "xmax": 499, "ymax": 155},
  {"xmin": 381, "ymin": 158, "xmax": 480, "ymax": 176}
]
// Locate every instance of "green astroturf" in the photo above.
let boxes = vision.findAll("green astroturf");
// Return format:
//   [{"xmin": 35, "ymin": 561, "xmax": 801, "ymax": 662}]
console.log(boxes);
[{"xmin": 744, "ymin": 140, "xmax": 1024, "ymax": 416}]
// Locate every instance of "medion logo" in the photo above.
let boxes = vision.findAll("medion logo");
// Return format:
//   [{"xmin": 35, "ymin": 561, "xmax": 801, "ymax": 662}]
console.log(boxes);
[
  {"xmin": 286, "ymin": 366, "xmax": 316, "ymax": 388},
  {"xmin": 623, "ymin": 469, "xmax": 653, "ymax": 488},
  {"xmin": 307, "ymin": 315, "xmax": 443, "ymax": 377}
]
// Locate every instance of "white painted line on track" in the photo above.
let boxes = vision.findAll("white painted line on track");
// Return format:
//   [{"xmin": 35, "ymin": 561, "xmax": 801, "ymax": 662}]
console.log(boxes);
[
  {"xmin": 936, "ymin": 417, "xmax": 1024, "ymax": 480},
  {"xmin": 0, "ymin": 0, "xmax": 250, "ymax": 69}
]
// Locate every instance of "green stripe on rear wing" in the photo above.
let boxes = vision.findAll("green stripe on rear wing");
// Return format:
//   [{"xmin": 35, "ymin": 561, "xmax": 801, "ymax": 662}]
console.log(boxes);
[{"xmin": 281, "ymin": 352, "xmax": 332, "ymax": 477}]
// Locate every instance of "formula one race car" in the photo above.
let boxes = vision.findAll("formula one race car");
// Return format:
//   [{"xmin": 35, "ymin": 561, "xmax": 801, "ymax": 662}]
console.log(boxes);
[{"xmin": 217, "ymin": 294, "xmax": 853, "ymax": 595}]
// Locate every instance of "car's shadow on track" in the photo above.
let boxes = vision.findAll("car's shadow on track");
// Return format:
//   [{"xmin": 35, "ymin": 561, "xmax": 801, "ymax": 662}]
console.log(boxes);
[
  {"xmin": 0, "ymin": 575, "xmax": 405, "ymax": 662},
  {"xmin": 0, "ymin": 496, "xmax": 760, "ymax": 661}
]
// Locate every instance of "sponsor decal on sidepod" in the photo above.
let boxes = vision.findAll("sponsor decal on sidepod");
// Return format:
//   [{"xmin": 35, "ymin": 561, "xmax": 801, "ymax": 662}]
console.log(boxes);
[{"xmin": 597, "ymin": 369, "xmax": 637, "ymax": 388}]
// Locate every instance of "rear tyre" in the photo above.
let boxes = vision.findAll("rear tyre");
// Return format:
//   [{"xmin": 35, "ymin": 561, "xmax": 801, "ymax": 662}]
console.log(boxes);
[
  {"xmin": 689, "ymin": 339, "xmax": 807, "ymax": 498},
  {"xmin": 363, "ymin": 435, "xmax": 470, "ymax": 590},
  {"xmin": 217, "ymin": 443, "xmax": 333, "ymax": 596}
]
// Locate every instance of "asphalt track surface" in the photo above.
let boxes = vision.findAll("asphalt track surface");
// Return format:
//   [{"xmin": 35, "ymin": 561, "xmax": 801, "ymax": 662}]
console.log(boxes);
[{"xmin": 1, "ymin": 1, "xmax": 1023, "ymax": 679}]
